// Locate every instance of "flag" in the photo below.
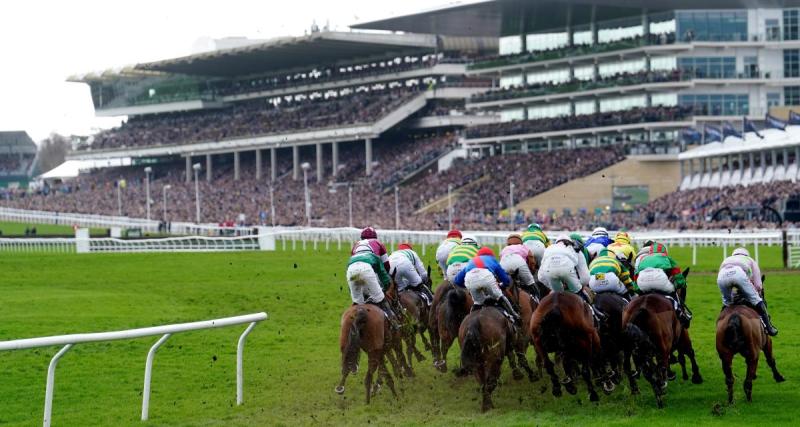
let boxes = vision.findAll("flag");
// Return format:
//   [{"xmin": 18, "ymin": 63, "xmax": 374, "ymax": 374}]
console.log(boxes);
[
  {"xmin": 744, "ymin": 117, "xmax": 763, "ymax": 139},
  {"xmin": 723, "ymin": 121, "xmax": 742, "ymax": 139},
  {"xmin": 681, "ymin": 127, "xmax": 702, "ymax": 143},
  {"xmin": 790, "ymin": 110, "xmax": 800, "ymax": 125},
  {"xmin": 704, "ymin": 125, "xmax": 722, "ymax": 143},
  {"xmin": 766, "ymin": 113, "xmax": 787, "ymax": 130}
]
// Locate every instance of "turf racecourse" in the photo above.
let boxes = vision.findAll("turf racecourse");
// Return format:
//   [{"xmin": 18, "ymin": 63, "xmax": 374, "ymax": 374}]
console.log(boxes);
[{"xmin": 0, "ymin": 246, "xmax": 797, "ymax": 426}]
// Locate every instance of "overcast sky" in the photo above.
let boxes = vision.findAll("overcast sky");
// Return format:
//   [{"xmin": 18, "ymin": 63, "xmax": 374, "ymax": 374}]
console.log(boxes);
[{"xmin": 0, "ymin": 0, "xmax": 458, "ymax": 143}]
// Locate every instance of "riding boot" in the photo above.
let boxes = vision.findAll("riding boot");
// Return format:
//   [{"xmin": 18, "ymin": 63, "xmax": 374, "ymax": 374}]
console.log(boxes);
[
  {"xmin": 421, "ymin": 284, "xmax": 434, "ymax": 306},
  {"xmin": 756, "ymin": 301, "xmax": 778, "ymax": 336},
  {"xmin": 578, "ymin": 290, "xmax": 606, "ymax": 323},
  {"xmin": 670, "ymin": 292, "xmax": 692, "ymax": 328},
  {"xmin": 379, "ymin": 299, "xmax": 401, "ymax": 331},
  {"xmin": 499, "ymin": 295, "xmax": 521, "ymax": 326}
]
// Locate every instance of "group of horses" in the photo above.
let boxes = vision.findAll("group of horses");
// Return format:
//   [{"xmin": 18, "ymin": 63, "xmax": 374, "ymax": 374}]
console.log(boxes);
[{"xmin": 337, "ymin": 265, "xmax": 784, "ymax": 412}]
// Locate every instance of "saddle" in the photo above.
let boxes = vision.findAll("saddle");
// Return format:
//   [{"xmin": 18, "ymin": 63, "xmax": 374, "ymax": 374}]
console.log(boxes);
[{"xmin": 473, "ymin": 299, "xmax": 518, "ymax": 328}]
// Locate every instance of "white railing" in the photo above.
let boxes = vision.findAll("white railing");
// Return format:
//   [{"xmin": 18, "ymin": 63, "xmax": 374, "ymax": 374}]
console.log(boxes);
[
  {"xmin": 86, "ymin": 235, "xmax": 264, "ymax": 252},
  {"xmin": 0, "ymin": 312, "xmax": 268, "ymax": 427},
  {"xmin": 0, "ymin": 238, "xmax": 77, "ymax": 253}
]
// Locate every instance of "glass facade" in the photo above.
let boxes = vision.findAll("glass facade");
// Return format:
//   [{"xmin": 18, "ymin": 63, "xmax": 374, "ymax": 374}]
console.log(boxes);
[
  {"xmin": 767, "ymin": 92, "xmax": 782, "ymax": 108},
  {"xmin": 677, "ymin": 57, "xmax": 736, "ymax": 78},
  {"xmin": 598, "ymin": 59, "xmax": 646, "ymax": 77},
  {"xmin": 784, "ymin": 10, "xmax": 799, "ymax": 41},
  {"xmin": 785, "ymin": 49, "xmax": 800, "ymax": 78},
  {"xmin": 600, "ymin": 95, "xmax": 647, "ymax": 113},
  {"xmin": 679, "ymin": 94, "xmax": 749, "ymax": 115},
  {"xmin": 676, "ymin": 10, "xmax": 748, "ymax": 42},
  {"xmin": 785, "ymin": 87, "xmax": 800, "ymax": 106},
  {"xmin": 528, "ymin": 103, "xmax": 570, "ymax": 119},
  {"xmin": 527, "ymin": 69, "xmax": 570, "ymax": 85}
]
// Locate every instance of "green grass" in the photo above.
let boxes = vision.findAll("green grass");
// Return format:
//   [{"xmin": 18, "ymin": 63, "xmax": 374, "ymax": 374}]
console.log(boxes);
[
  {"xmin": 0, "ymin": 247, "xmax": 797, "ymax": 426},
  {"xmin": 0, "ymin": 221, "xmax": 107, "ymax": 237}
]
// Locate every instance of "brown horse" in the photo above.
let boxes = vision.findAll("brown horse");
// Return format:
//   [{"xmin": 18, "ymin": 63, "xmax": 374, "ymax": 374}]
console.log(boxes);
[
  {"xmin": 593, "ymin": 292, "xmax": 628, "ymax": 392},
  {"xmin": 384, "ymin": 278, "xmax": 415, "ymax": 378},
  {"xmin": 530, "ymin": 292, "xmax": 601, "ymax": 402},
  {"xmin": 398, "ymin": 266, "xmax": 434, "ymax": 368},
  {"xmin": 716, "ymin": 303, "xmax": 784, "ymax": 403},
  {"xmin": 428, "ymin": 281, "xmax": 473, "ymax": 373},
  {"xmin": 505, "ymin": 284, "xmax": 540, "ymax": 382},
  {"xmin": 622, "ymin": 293, "xmax": 702, "ymax": 408},
  {"xmin": 459, "ymin": 306, "xmax": 514, "ymax": 412},
  {"xmin": 336, "ymin": 304, "xmax": 398, "ymax": 403}
]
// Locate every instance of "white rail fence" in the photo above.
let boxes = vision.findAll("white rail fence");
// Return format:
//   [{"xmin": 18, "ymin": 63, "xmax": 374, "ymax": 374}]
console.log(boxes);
[{"xmin": 0, "ymin": 312, "xmax": 268, "ymax": 427}]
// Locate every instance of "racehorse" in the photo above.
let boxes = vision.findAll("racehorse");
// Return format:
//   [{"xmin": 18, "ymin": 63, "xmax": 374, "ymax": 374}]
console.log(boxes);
[
  {"xmin": 716, "ymin": 276, "xmax": 784, "ymax": 403},
  {"xmin": 530, "ymin": 291, "xmax": 601, "ymax": 402},
  {"xmin": 459, "ymin": 305, "xmax": 514, "ymax": 412},
  {"xmin": 505, "ymin": 282, "xmax": 539, "ymax": 382},
  {"xmin": 336, "ymin": 304, "xmax": 398, "ymax": 403},
  {"xmin": 398, "ymin": 266, "xmax": 434, "ymax": 368},
  {"xmin": 428, "ymin": 281, "xmax": 473, "ymax": 373},
  {"xmin": 622, "ymin": 282, "xmax": 702, "ymax": 408},
  {"xmin": 593, "ymin": 292, "xmax": 628, "ymax": 392},
  {"xmin": 384, "ymin": 277, "xmax": 416, "ymax": 378}
]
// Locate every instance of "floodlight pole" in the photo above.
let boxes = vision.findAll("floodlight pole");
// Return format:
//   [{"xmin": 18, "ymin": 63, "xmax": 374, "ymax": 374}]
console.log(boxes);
[
  {"xmin": 301, "ymin": 162, "xmax": 311, "ymax": 227},
  {"xmin": 509, "ymin": 181, "xmax": 515, "ymax": 230},
  {"xmin": 394, "ymin": 186, "xmax": 400, "ymax": 229},
  {"xmin": 193, "ymin": 163, "xmax": 202, "ymax": 223},
  {"xmin": 116, "ymin": 182, "xmax": 122, "ymax": 216},
  {"xmin": 162, "ymin": 185, "xmax": 171, "ymax": 224},
  {"xmin": 348, "ymin": 185, "xmax": 353, "ymax": 228},
  {"xmin": 269, "ymin": 185, "xmax": 276, "ymax": 228},
  {"xmin": 145, "ymin": 167, "xmax": 152, "ymax": 221},
  {"xmin": 447, "ymin": 184, "xmax": 453, "ymax": 230}
]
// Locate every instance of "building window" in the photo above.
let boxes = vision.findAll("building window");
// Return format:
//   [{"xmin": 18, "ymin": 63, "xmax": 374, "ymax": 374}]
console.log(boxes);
[
  {"xmin": 766, "ymin": 18, "xmax": 781, "ymax": 41},
  {"xmin": 744, "ymin": 56, "xmax": 759, "ymax": 78},
  {"xmin": 676, "ymin": 10, "xmax": 748, "ymax": 42},
  {"xmin": 500, "ymin": 108, "xmax": 526, "ymax": 122},
  {"xmin": 528, "ymin": 103, "xmax": 570, "ymax": 119},
  {"xmin": 784, "ymin": 10, "xmax": 799, "ymax": 41},
  {"xmin": 677, "ymin": 56, "xmax": 736, "ymax": 78},
  {"xmin": 785, "ymin": 87, "xmax": 800, "ymax": 105},
  {"xmin": 767, "ymin": 92, "xmax": 782, "ymax": 108},
  {"xmin": 679, "ymin": 93, "xmax": 749, "ymax": 115},
  {"xmin": 499, "ymin": 35, "xmax": 523, "ymax": 55},
  {"xmin": 785, "ymin": 50, "xmax": 800, "ymax": 78}
]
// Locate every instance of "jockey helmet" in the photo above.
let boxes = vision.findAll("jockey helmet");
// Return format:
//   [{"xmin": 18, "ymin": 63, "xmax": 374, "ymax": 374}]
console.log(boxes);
[
  {"xmin": 461, "ymin": 234, "xmax": 479, "ymax": 246},
  {"xmin": 398, "ymin": 242, "xmax": 413, "ymax": 250},
  {"xmin": 591, "ymin": 227, "xmax": 608, "ymax": 238},
  {"xmin": 527, "ymin": 223, "xmax": 542, "ymax": 232},
  {"xmin": 507, "ymin": 233, "xmax": 523, "ymax": 246},
  {"xmin": 569, "ymin": 232, "xmax": 585, "ymax": 246},
  {"xmin": 643, "ymin": 240, "xmax": 655, "ymax": 248},
  {"xmin": 477, "ymin": 246, "xmax": 495, "ymax": 258},
  {"xmin": 360, "ymin": 227, "xmax": 377, "ymax": 239},
  {"xmin": 733, "ymin": 247, "xmax": 750, "ymax": 257},
  {"xmin": 555, "ymin": 234, "xmax": 573, "ymax": 246},
  {"xmin": 614, "ymin": 231, "xmax": 631, "ymax": 245},
  {"xmin": 446, "ymin": 229, "xmax": 462, "ymax": 239}
]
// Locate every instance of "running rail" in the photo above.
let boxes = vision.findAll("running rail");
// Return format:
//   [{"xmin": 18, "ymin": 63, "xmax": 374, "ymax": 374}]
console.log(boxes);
[{"xmin": 0, "ymin": 312, "xmax": 268, "ymax": 426}]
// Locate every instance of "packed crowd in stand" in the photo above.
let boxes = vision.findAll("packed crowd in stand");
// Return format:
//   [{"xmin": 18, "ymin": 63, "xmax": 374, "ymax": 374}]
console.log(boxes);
[
  {"xmin": 0, "ymin": 155, "xmax": 32, "ymax": 175},
  {"xmin": 466, "ymin": 106, "xmax": 692, "ymax": 139},
  {"xmin": 85, "ymin": 88, "xmax": 421, "ymax": 151},
  {"xmin": 471, "ymin": 69, "xmax": 684, "ymax": 103}
]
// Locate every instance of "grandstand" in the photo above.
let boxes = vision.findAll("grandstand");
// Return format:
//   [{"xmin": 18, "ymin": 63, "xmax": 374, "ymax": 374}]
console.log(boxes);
[
  {"xmin": 0, "ymin": 131, "xmax": 38, "ymax": 189},
  {"xmin": 7, "ymin": 1, "xmax": 800, "ymax": 231}
]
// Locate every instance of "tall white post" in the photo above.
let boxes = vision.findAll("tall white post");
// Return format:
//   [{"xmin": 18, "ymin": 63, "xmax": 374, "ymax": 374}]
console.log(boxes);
[
  {"xmin": 206, "ymin": 154, "xmax": 213, "ymax": 182},
  {"xmin": 316, "ymin": 142, "xmax": 323, "ymax": 182},
  {"xmin": 292, "ymin": 146, "xmax": 300, "ymax": 181},
  {"xmin": 116, "ymin": 182, "xmax": 122, "ymax": 216},
  {"xmin": 448, "ymin": 184, "xmax": 453, "ymax": 230},
  {"xmin": 145, "ymin": 167, "xmax": 152, "ymax": 222},
  {"xmin": 255, "ymin": 149, "xmax": 262, "ymax": 180},
  {"xmin": 270, "ymin": 148, "xmax": 277, "ymax": 182},
  {"xmin": 162, "ymin": 185, "xmax": 171, "ymax": 223},
  {"xmin": 394, "ymin": 186, "xmax": 400, "ymax": 229},
  {"xmin": 193, "ymin": 163, "xmax": 202, "ymax": 224},
  {"xmin": 365, "ymin": 138, "xmax": 373, "ymax": 176},
  {"xmin": 509, "ymin": 181, "xmax": 515, "ymax": 230},
  {"xmin": 234, "ymin": 151, "xmax": 240, "ymax": 181},
  {"xmin": 269, "ymin": 185, "xmax": 276, "ymax": 227},
  {"xmin": 331, "ymin": 142, "xmax": 339, "ymax": 177},
  {"xmin": 348, "ymin": 185, "xmax": 353, "ymax": 228}
]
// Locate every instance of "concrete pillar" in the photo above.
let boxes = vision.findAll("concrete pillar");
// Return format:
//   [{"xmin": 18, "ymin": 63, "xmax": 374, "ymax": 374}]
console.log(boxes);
[
  {"xmin": 645, "ymin": 55, "xmax": 652, "ymax": 72},
  {"xmin": 185, "ymin": 156, "xmax": 191, "ymax": 183},
  {"xmin": 688, "ymin": 158, "xmax": 694, "ymax": 177},
  {"xmin": 331, "ymin": 142, "xmax": 339, "ymax": 177},
  {"xmin": 784, "ymin": 148, "xmax": 789, "ymax": 168},
  {"xmin": 566, "ymin": 6, "xmax": 574, "ymax": 47},
  {"xmin": 645, "ymin": 94, "xmax": 653, "ymax": 108},
  {"xmin": 570, "ymin": 102, "xmax": 576, "ymax": 116},
  {"xmin": 255, "ymin": 149, "xmax": 262, "ymax": 180},
  {"xmin": 749, "ymin": 152, "xmax": 755, "ymax": 178},
  {"xmin": 593, "ymin": 59, "xmax": 600, "ymax": 82},
  {"xmin": 547, "ymin": 139, "xmax": 553, "ymax": 151},
  {"xmin": 234, "ymin": 151, "xmax": 240, "ymax": 181},
  {"xmin": 519, "ymin": 11, "xmax": 527, "ymax": 52},
  {"xmin": 316, "ymin": 142, "xmax": 323, "ymax": 182},
  {"xmin": 292, "ymin": 145, "xmax": 300, "ymax": 181},
  {"xmin": 771, "ymin": 149, "xmax": 777, "ymax": 167},
  {"xmin": 365, "ymin": 138, "xmax": 373, "ymax": 176},
  {"xmin": 680, "ymin": 160, "xmax": 685, "ymax": 179},
  {"xmin": 641, "ymin": 9, "xmax": 650, "ymax": 38},
  {"xmin": 761, "ymin": 151, "xmax": 767, "ymax": 174},
  {"xmin": 270, "ymin": 148, "xmax": 277, "ymax": 182},
  {"xmin": 206, "ymin": 154, "xmax": 213, "ymax": 182},
  {"xmin": 738, "ymin": 153, "xmax": 744, "ymax": 173},
  {"xmin": 590, "ymin": 5, "xmax": 598, "ymax": 45}
]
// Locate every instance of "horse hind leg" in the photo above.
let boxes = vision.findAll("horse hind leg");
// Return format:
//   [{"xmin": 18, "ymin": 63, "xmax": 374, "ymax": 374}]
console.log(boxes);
[
  {"xmin": 623, "ymin": 349, "xmax": 640, "ymax": 395},
  {"xmin": 720, "ymin": 351, "xmax": 735, "ymax": 404},
  {"xmin": 379, "ymin": 356, "xmax": 399, "ymax": 398},
  {"xmin": 680, "ymin": 330, "xmax": 703, "ymax": 384},
  {"xmin": 744, "ymin": 355, "xmax": 759, "ymax": 402},
  {"xmin": 482, "ymin": 356, "xmax": 503, "ymax": 412},
  {"xmin": 365, "ymin": 351, "xmax": 380, "ymax": 404},
  {"xmin": 581, "ymin": 358, "xmax": 600, "ymax": 402},
  {"xmin": 677, "ymin": 352, "xmax": 688, "ymax": 381},
  {"xmin": 764, "ymin": 338, "xmax": 786, "ymax": 383}
]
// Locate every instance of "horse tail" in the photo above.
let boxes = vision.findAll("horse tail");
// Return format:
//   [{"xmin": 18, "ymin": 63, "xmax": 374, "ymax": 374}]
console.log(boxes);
[
  {"xmin": 343, "ymin": 307, "xmax": 367, "ymax": 373},
  {"xmin": 624, "ymin": 307, "xmax": 653, "ymax": 353},
  {"xmin": 541, "ymin": 302, "xmax": 565, "ymax": 349},
  {"xmin": 460, "ymin": 317, "xmax": 482, "ymax": 372},
  {"xmin": 724, "ymin": 312, "xmax": 744, "ymax": 354},
  {"xmin": 444, "ymin": 287, "xmax": 467, "ymax": 336}
]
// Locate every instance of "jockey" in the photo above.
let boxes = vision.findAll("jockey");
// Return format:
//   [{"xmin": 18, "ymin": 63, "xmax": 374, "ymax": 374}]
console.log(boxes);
[
  {"xmin": 351, "ymin": 227, "xmax": 390, "ymax": 271},
  {"xmin": 454, "ymin": 246, "xmax": 520, "ymax": 324},
  {"xmin": 608, "ymin": 231, "xmax": 636, "ymax": 263},
  {"xmin": 346, "ymin": 243, "xmax": 400, "ymax": 329},
  {"xmin": 718, "ymin": 247, "xmax": 777, "ymax": 336},
  {"xmin": 521, "ymin": 223, "xmax": 549, "ymax": 266},
  {"xmin": 589, "ymin": 248, "xmax": 635, "ymax": 299},
  {"xmin": 500, "ymin": 233, "xmax": 537, "ymax": 296},
  {"xmin": 389, "ymin": 242, "xmax": 433, "ymax": 306},
  {"xmin": 570, "ymin": 232, "xmax": 590, "ymax": 266},
  {"xmin": 445, "ymin": 234, "xmax": 481, "ymax": 283},
  {"xmin": 635, "ymin": 250, "xmax": 692, "ymax": 327},
  {"xmin": 634, "ymin": 240, "xmax": 668, "ymax": 270},
  {"xmin": 435, "ymin": 230, "xmax": 462, "ymax": 275},
  {"xmin": 585, "ymin": 227, "xmax": 613, "ymax": 259},
  {"xmin": 538, "ymin": 235, "xmax": 597, "ymax": 311}
]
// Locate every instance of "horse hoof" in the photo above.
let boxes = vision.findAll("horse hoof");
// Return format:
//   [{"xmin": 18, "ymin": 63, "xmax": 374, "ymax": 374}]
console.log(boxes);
[
  {"xmin": 667, "ymin": 370, "xmax": 676, "ymax": 381},
  {"xmin": 657, "ymin": 400, "xmax": 664, "ymax": 409},
  {"xmin": 334, "ymin": 386, "xmax": 345, "ymax": 395},
  {"xmin": 529, "ymin": 372, "xmax": 540, "ymax": 383},
  {"xmin": 602, "ymin": 380, "xmax": 615, "ymax": 394},
  {"xmin": 564, "ymin": 381, "xmax": 577, "ymax": 395},
  {"xmin": 453, "ymin": 367, "xmax": 470, "ymax": 377},
  {"xmin": 512, "ymin": 369, "xmax": 524, "ymax": 381},
  {"xmin": 775, "ymin": 374, "xmax": 786, "ymax": 383},
  {"xmin": 692, "ymin": 374, "xmax": 703, "ymax": 384},
  {"xmin": 589, "ymin": 392, "xmax": 600, "ymax": 402},
  {"xmin": 552, "ymin": 388, "xmax": 562, "ymax": 398}
]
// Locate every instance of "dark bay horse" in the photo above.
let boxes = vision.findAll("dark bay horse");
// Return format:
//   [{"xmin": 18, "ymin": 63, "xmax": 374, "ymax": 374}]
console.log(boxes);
[
  {"xmin": 459, "ymin": 306, "xmax": 514, "ymax": 412},
  {"xmin": 622, "ymin": 293, "xmax": 702, "ymax": 408},
  {"xmin": 593, "ymin": 292, "xmax": 628, "ymax": 392},
  {"xmin": 428, "ymin": 281, "xmax": 473, "ymax": 373},
  {"xmin": 716, "ymin": 290, "xmax": 784, "ymax": 403},
  {"xmin": 398, "ymin": 266, "xmax": 434, "ymax": 368},
  {"xmin": 505, "ymin": 284, "xmax": 539, "ymax": 382},
  {"xmin": 530, "ymin": 292, "xmax": 601, "ymax": 402},
  {"xmin": 336, "ymin": 304, "xmax": 398, "ymax": 403}
]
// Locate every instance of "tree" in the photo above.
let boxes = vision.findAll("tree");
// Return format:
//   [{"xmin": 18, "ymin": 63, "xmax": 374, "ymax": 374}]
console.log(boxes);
[{"xmin": 37, "ymin": 133, "xmax": 71, "ymax": 173}]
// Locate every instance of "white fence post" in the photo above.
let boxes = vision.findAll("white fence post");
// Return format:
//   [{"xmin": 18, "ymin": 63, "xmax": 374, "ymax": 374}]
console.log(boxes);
[
  {"xmin": 141, "ymin": 333, "xmax": 171, "ymax": 421},
  {"xmin": 44, "ymin": 344, "xmax": 73, "ymax": 427},
  {"xmin": 237, "ymin": 322, "xmax": 258, "ymax": 405}
]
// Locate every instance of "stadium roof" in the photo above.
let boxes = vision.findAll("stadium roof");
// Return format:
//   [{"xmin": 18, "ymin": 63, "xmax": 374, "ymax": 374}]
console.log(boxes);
[
  {"xmin": 353, "ymin": 0, "xmax": 800, "ymax": 37},
  {"xmin": 0, "ymin": 131, "xmax": 37, "ymax": 154},
  {"xmin": 136, "ymin": 31, "xmax": 442, "ymax": 77},
  {"xmin": 679, "ymin": 126, "xmax": 800, "ymax": 160}
]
